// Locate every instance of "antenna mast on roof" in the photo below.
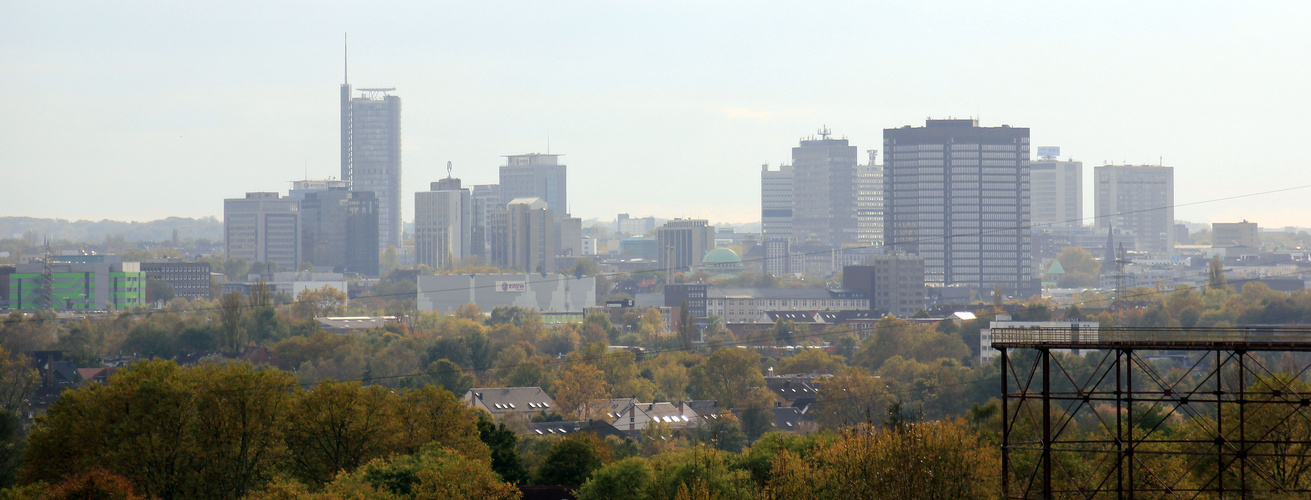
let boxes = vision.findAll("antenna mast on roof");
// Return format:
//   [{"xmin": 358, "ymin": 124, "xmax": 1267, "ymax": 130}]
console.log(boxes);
[
  {"xmin": 446, "ymin": 161, "xmax": 453, "ymax": 178},
  {"xmin": 818, "ymin": 125, "xmax": 831, "ymax": 140},
  {"xmin": 344, "ymin": 33, "xmax": 348, "ymax": 84}
]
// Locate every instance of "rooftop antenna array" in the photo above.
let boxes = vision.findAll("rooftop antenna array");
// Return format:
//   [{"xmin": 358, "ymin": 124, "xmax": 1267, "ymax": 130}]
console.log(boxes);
[{"xmin": 818, "ymin": 125, "xmax": 831, "ymax": 140}]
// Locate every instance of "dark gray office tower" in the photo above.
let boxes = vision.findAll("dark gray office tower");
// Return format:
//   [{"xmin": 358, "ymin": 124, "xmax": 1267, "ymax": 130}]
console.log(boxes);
[
  {"xmin": 341, "ymin": 57, "xmax": 402, "ymax": 253},
  {"xmin": 884, "ymin": 119, "xmax": 1033, "ymax": 295},
  {"xmin": 791, "ymin": 129, "xmax": 859, "ymax": 246},
  {"xmin": 302, "ymin": 188, "xmax": 380, "ymax": 276},
  {"xmin": 499, "ymin": 154, "xmax": 567, "ymax": 213}
]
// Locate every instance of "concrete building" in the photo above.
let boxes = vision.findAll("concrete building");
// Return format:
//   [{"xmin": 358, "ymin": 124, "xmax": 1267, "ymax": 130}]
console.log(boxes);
[
  {"xmin": 664, "ymin": 283, "xmax": 708, "ymax": 318},
  {"xmin": 341, "ymin": 82, "xmax": 402, "ymax": 253},
  {"xmin": 1213, "ymin": 221, "xmax": 1259, "ymax": 248},
  {"xmin": 792, "ymin": 129, "xmax": 859, "ymax": 246},
  {"xmin": 617, "ymin": 214, "xmax": 657, "ymax": 237},
  {"xmin": 470, "ymin": 184, "xmax": 501, "ymax": 260},
  {"xmin": 417, "ymin": 273, "xmax": 595, "ymax": 313},
  {"xmin": 1030, "ymin": 152, "xmax": 1083, "ymax": 229},
  {"xmin": 499, "ymin": 154, "xmax": 567, "ymax": 213},
  {"xmin": 842, "ymin": 253, "xmax": 926, "ymax": 317},
  {"xmin": 706, "ymin": 287, "xmax": 869, "ymax": 324},
  {"xmin": 141, "ymin": 261, "xmax": 212, "ymax": 300},
  {"xmin": 224, "ymin": 192, "xmax": 302, "ymax": 272},
  {"xmin": 289, "ymin": 179, "xmax": 352, "ymax": 199},
  {"xmin": 300, "ymin": 188, "xmax": 379, "ymax": 276},
  {"xmin": 656, "ymin": 219, "xmax": 716, "ymax": 273},
  {"xmin": 415, "ymin": 176, "xmax": 471, "ymax": 270},
  {"xmin": 4, "ymin": 255, "xmax": 144, "ymax": 310},
  {"xmin": 761, "ymin": 164, "xmax": 794, "ymax": 242},
  {"xmin": 225, "ymin": 271, "xmax": 347, "ymax": 299},
  {"xmin": 1094, "ymin": 164, "xmax": 1175, "ymax": 256},
  {"xmin": 503, "ymin": 198, "xmax": 559, "ymax": 273},
  {"xmin": 855, "ymin": 150, "xmax": 884, "ymax": 247},
  {"xmin": 884, "ymin": 119, "xmax": 1034, "ymax": 295}
]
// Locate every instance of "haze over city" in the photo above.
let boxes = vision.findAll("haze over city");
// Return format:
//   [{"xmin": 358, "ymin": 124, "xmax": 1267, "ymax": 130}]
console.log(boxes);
[{"xmin": 5, "ymin": 1, "xmax": 1311, "ymax": 225}]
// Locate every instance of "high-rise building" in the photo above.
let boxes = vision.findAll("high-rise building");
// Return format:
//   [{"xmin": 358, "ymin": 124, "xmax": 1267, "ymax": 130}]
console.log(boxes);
[
  {"xmin": 1094, "ymin": 165, "xmax": 1174, "ymax": 255},
  {"xmin": 503, "ymin": 197, "xmax": 558, "ymax": 273},
  {"xmin": 656, "ymin": 219, "xmax": 715, "ymax": 273},
  {"xmin": 884, "ymin": 119, "xmax": 1033, "ymax": 294},
  {"xmin": 855, "ymin": 149, "xmax": 884, "ymax": 247},
  {"xmin": 842, "ymin": 253, "xmax": 926, "ymax": 317},
  {"xmin": 1030, "ymin": 149, "xmax": 1083, "ymax": 229},
  {"xmin": 415, "ymin": 177, "xmax": 471, "ymax": 270},
  {"xmin": 224, "ymin": 192, "xmax": 302, "ymax": 272},
  {"xmin": 301, "ymin": 188, "xmax": 379, "ymax": 276},
  {"xmin": 791, "ymin": 129, "xmax": 859, "ymax": 246},
  {"xmin": 761, "ymin": 163, "xmax": 794, "ymax": 242},
  {"xmin": 499, "ymin": 154, "xmax": 567, "ymax": 213},
  {"xmin": 470, "ymin": 184, "xmax": 501, "ymax": 260},
  {"xmin": 341, "ymin": 69, "xmax": 402, "ymax": 252}
]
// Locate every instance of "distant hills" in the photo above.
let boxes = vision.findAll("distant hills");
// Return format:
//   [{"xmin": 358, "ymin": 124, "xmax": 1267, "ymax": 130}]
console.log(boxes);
[{"xmin": 0, "ymin": 216, "xmax": 223, "ymax": 243}]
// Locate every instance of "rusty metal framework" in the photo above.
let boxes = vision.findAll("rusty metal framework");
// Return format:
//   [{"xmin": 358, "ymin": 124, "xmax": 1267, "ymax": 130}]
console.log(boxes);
[{"xmin": 995, "ymin": 326, "xmax": 1311, "ymax": 499}]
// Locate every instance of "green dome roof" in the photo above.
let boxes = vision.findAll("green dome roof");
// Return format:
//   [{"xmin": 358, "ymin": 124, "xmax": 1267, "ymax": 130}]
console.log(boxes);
[{"xmin": 702, "ymin": 247, "xmax": 742, "ymax": 264}]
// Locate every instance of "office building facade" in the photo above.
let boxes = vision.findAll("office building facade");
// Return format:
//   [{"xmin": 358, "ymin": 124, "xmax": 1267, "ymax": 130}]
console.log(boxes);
[
  {"xmin": 656, "ymin": 219, "xmax": 715, "ymax": 272},
  {"xmin": 415, "ymin": 177, "xmax": 471, "ymax": 270},
  {"xmin": 224, "ymin": 192, "xmax": 302, "ymax": 272},
  {"xmin": 761, "ymin": 164, "xmax": 794, "ymax": 242},
  {"xmin": 855, "ymin": 152, "xmax": 884, "ymax": 246},
  {"xmin": 301, "ymin": 188, "xmax": 379, "ymax": 276},
  {"xmin": 499, "ymin": 154, "xmax": 567, "ymax": 213},
  {"xmin": 341, "ymin": 83, "xmax": 402, "ymax": 252},
  {"xmin": 884, "ymin": 119, "xmax": 1033, "ymax": 294},
  {"xmin": 141, "ymin": 261, "xmax": 213, "ymax": 300},
  {"xmin": 791, "ymin": 132, "xmax": 859, "ymax": 246},
  {"xmin": 5, "ymin": 255, "xmax": 144, "ymax": 310},
  {"xmin": 842, "ymin": 253, "xmax": 926, "ymax": 317},
  {"xmin": 1213, "ymin": 221, "xmax": 1259, "ymax": 248},
  {"xmin": 1030, "ymin": 157, "xmax": 1083, "ymax": 229},
  {"xmin": 1094, "ymin": 165, "xmax": 1175, "ymax": 255}
]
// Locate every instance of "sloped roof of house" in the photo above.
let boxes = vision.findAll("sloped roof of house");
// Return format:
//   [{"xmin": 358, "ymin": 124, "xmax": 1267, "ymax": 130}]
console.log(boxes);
[{"xmin": 465, "ymin": 387, "xmax": 554, "ymax": 414}]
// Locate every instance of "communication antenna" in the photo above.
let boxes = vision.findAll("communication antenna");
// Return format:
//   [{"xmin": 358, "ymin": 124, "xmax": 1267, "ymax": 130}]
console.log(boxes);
[
  {"xmin": 818, "ymin": 125, "xmax": 831, "ymax": 140},
  {"xmin": 344, "ymin": 33, "xmax": 348, "ymax": 84}
]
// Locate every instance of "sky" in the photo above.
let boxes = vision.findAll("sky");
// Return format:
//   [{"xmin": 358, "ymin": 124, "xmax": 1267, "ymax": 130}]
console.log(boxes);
[{"xmin": 4, "ymin": 1, "xmax": 1311, "ymax": 228}]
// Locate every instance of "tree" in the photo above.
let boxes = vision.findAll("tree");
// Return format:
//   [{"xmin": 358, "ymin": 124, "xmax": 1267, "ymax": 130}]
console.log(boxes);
[
  {"xmin": 775, "ymin": 349, "xmax": 844, "ymax": 375},
  {"xmin": 292, "ymin": 286, "xmax": 347, "ymax": 319},
  {"xmin": 576, "ymin": 457, "xmax": 655, "ymax": 500},
  {"xmin": 535, "ymin": 433, "xmax": 609, "ymax": 486},
  {"xmin": 423, "ymin": 359, "xmax": 475, "ymax": 395},
  {"xmin": 812, "ymin": 370, "xmax": 894, "ymax": 429},
  {"xmin": 145, "ymin": 278, "xmax": 175, "ymax": 303},
  {"xmin": 318, "ymin": 444, "xmax": 520, "ymax": 499},
  {"xmin": 477, "ymin": 416, "xmax": 529, "ymax": 484},
  {"xmin": 677, "ymin": 301, "xmax": 695, "ymax": 350},
  {"xmin": 0, "ymin": 348, "xmax": 37, "ymax": 487},
  {"xmin": 1055, "ymin": 247, "xmax": 1099, "ymax": 288},
  {"xmin": 283, "ymin": 381, "xmax": 397, "ymax": 486},
  {"xmin": 554, "ymin": 363, "xmax": 610, "ymax": 420},
  {"xmin": 1208, "ymin": 256, "xmax": 1228, "ymax": 290},
  {"xmin": 690, "ymin": 347, "xmax": 765, "ymax": 409},
  {"xmin": 217, "ymin": 292, "xmax": 246, "ymax": 353}
]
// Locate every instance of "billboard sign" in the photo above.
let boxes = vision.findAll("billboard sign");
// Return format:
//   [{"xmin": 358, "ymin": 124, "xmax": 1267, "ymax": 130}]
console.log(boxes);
[
  {"xmin": 496, "ymin": 281, "xmax": 527, "ymax": 293},
  {"xmin": 1037, "ymin": 146, "xmax": 1060, "ymax": 158}
]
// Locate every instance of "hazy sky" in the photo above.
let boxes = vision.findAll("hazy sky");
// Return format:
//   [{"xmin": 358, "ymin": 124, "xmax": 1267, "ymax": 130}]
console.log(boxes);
[{"xmin": 4, "ymin": 1, "xmax": 1311, "ymax": 228}]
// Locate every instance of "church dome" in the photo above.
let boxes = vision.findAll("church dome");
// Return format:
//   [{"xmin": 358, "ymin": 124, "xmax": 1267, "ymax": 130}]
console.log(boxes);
[{"xmin": 702, "ymin": 247, "xmax": 742, "ymax": 265}]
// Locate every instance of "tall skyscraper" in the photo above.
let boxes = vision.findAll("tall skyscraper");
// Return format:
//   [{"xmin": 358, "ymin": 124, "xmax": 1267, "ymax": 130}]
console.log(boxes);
[
  {"xmin": 470, "ymin": 184, "xmax": 502, "ymax": 260},
  {"xmin": 224, "ymin": 192, "xmax": 302, "ymax": 272},
  {"xmin": 884, "ymin": 119, "xmax": 1033, "ymax": 295},
  {"xmin": 415, "ymin": 175, "xmax": 471, "ymax": 270},
  {"xmin": 340, "ymin": 54, "xmax": 402, "ymax": 253},
  {"xmin": 1094, "ymin": 164, "xmax": 1175, "ymax": 255},
  {"xmin": 792, "ymin": 129, "xmax": 859, "ymax": 246},
  {"xmin": 855, "ymin": 149, "xmax": 884, "ymax": 247},
  {"xmin": 1030, "ymin": 148, "xmax": 1083, "ymax": 229},
  {"xmin": 504, "ymin": 197, "xmax": 558, "ymax": 273},
  {"xmin": 761, "ymin": 163, "xmax": 794, "ymax": 242},
  {"xmin": 499, "ymin": 154, "xmax": 567, "ymax": 213}
]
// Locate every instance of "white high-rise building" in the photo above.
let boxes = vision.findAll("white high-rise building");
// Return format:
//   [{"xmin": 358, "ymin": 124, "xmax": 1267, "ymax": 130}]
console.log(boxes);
[
  {"xmin": 1030, "ymin": 150, "xmax": 1083, "ymax": 229},
  {"xmin": 761, "ymin": 163, "xmax": 794, "ymax": 243},
  {"xmin": 855, "ymin": 149, "xmax": 884, "ymax": 247},
  {"xmin": 1094, "ymin": 165, "xmax": 1175, "ymax": 255},
  {"xmin": 415, "ymin": 177, "xmax": 470, "ymax": 270}
]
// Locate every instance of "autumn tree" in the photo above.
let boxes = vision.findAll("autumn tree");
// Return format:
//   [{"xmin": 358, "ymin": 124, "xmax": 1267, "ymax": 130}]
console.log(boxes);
[
  {"xmin": 554, "ymin": 363, "xmax": 610, "ymax": 420},
  {"xmin": 292, "ymin": 286, "xmax": 347, "ymax": 319},
  {"xmin": 690, "ymin": 347, "xmax": 765, "ymax": 409},
  {"xmin": 283, "ymin": 380, "xmax": 398, "ymax": 486},
  {"xmin": 536, "ymin": 433, "xmax": 610, "ymax": 486},
  {"xmin": 217, "ymin": 291, "xmax": 246, "ymax": 353}
]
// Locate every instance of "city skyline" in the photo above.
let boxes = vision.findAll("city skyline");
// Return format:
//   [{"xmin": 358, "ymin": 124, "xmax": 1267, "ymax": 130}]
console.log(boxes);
[{"xmin": 4, "ymin": 2, "xmax": 1311, "ymax": 226}]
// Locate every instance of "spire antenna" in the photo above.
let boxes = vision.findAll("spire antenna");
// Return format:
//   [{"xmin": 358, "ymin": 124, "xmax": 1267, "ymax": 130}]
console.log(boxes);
[{"xmin": 344, "ymin": 33, "xmax": 349, "ymax": 84}]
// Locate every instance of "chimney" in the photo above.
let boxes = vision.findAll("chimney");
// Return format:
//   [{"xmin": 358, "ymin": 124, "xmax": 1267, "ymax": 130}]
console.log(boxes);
[
  {"xmin": 678, "ymin": 401, "xmax": 684, "ymax": 413},
  {"xmin": 629, "ymin": 406, "xmax": 636, "ymax": 430}
]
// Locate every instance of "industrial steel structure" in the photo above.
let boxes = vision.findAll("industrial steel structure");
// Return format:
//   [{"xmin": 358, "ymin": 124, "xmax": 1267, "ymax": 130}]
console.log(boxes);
[{"xmin": 995, "ymin": 325, "xmax": 1311, "ymax": 498}]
